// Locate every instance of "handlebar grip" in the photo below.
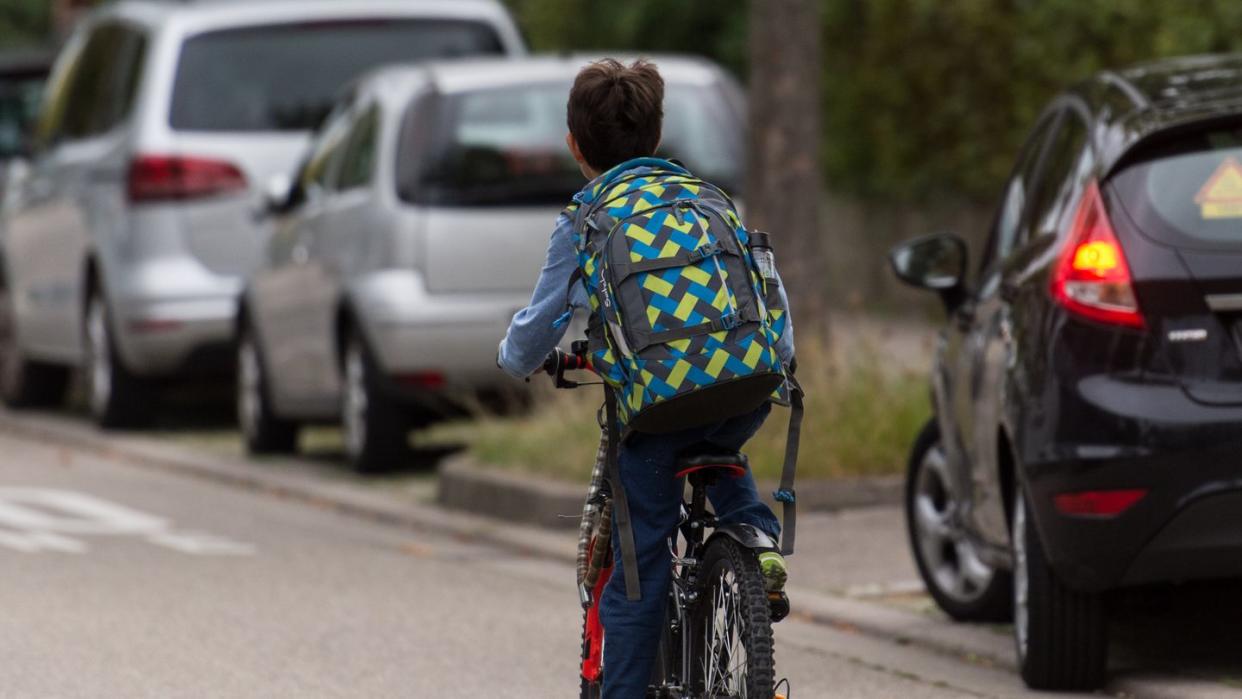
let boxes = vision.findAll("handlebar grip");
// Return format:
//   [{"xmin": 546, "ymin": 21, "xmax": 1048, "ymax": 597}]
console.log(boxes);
[{"xmin": 542, "ymin": 349, "xmax": 564, "ymax": 374}]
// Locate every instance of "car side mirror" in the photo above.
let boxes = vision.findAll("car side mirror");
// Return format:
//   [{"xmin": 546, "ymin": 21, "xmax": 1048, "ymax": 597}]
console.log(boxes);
[
  {"xmin": 889, "ymin": 233, "xmax": 969, "ymax": 311},
  {"xmin": 263, "ymin": 173, "xmax": 294, "ymax": 214}
]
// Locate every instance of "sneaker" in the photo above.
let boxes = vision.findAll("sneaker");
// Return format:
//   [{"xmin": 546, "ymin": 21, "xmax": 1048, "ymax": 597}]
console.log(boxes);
[{"xmin": 757, "ymin": 550, "xmax": 787, "ymax": 593}]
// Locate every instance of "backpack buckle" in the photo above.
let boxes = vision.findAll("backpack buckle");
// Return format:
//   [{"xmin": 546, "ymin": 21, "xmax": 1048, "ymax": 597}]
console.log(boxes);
[
  {"xmin": 688, "ymin": 242, "xmax": 722, "ymax": 262},
  {"xmin": 720, "ymin": 312, "xmax": 740, "ymax": 330}
]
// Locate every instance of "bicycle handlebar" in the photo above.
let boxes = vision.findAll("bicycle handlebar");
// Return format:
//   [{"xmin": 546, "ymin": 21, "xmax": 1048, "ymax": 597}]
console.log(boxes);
[{"xmin": 543, "ymin": 340, "xmax": 593, "ymax": 389}]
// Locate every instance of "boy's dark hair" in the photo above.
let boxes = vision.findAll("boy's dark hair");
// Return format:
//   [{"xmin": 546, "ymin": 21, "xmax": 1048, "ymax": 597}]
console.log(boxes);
[{"xmin": 567, "ymin": 58, "xmax": 664, "ymax": 173}]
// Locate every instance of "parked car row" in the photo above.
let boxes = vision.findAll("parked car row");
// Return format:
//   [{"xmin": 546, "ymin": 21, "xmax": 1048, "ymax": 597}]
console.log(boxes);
[
  {"xmin": 0, "ymin": 0, "xmax": 524, "ymax": 428},
  {"xmin": 0, "ymin": 0, "xmax": 747, "ymax": 471},
  {"xmin": 892, "ymin": 54, "xmax": 1242, "ymax": 691}
]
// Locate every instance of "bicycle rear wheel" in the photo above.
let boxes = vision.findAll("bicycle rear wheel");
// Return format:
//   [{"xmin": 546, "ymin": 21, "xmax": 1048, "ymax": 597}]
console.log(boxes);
[{"xmin": 691, "ymin": 536, "xmax": 776, "ymax": 698}]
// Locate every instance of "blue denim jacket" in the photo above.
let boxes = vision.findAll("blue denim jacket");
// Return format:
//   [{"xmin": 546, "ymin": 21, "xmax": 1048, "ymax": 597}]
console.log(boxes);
[{"xmin": 498, "ymin": 157, "xmax": 795, "ymax": 379}]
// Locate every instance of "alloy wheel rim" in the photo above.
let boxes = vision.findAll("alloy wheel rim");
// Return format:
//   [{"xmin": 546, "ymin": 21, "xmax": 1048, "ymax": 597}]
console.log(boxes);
[
  {"xmin": 237, "ymin": 337, "xmax": 262, "ymax": 441},
  {"xmin": 913, "ymin": 443, "xmax": 995, "ymax": 604},
  {"xmin": 1013, "ymin": 496, "xmax": 1030, "ymax": 660},
  {"xmin": 703, "ymin": 567, "xmax": 749, "ymax": 697},
  {"xmin": 343, "ymin": 343, "xmax": 368, "ymax": 460},
  {"xmin": 86, "ymin": 298, "xmax": 111, "ymax": 416}
]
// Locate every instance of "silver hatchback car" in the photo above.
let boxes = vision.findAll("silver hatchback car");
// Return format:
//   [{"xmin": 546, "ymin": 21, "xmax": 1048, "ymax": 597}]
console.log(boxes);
[
  {"xmin": 0, "ymin": 0, "xmax": 523, "ymax": 427},
  {"xmin": 239, "ymin": 56, "xmax": 746, "ymax": 470}
]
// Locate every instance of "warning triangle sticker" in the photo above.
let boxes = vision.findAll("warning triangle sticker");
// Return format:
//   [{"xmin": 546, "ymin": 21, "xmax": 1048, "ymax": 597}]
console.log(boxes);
[{"xmin": 1195, "ymin": 156, "xmax": 1242, "ymax": 219}]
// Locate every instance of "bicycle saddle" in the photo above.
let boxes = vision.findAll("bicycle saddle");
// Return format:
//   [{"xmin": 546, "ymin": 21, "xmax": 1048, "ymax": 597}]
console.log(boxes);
[{"xmin": 674, "ymin": 451, "xmax": 749, "ymax": 481}]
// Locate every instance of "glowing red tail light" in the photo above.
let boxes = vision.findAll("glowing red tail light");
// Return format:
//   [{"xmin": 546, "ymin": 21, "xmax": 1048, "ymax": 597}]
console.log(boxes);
[
  {"xmin": 1050, "ymin": 181, "xmax": 1144, "ymax": 328},
  {"xmin": 1053, "ymin": 489, "xmax": 1147, "ymax": 517},
  {"xmin": 127, "ymin": 155, "xmax": 247, "ymax": 203}
]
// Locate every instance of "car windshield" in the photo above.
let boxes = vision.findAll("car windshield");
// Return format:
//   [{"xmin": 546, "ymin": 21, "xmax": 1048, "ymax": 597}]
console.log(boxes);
[
  {"xmin": 1114, "ymin": 123, "xmax": 1242, "ymax": 249},
  {"xmin": 401, "ymin": 79, "xmax": 744, "ymax": 207},
  {"xmin": 169, "ymin": 20, "xmax": 504, "ymax": 132}
]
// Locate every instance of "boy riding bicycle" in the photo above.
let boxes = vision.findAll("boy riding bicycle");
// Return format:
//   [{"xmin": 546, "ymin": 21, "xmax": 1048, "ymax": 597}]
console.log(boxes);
[{"xmin": 498, "ymin": 58, "xmax": 796, "ymax": 699}]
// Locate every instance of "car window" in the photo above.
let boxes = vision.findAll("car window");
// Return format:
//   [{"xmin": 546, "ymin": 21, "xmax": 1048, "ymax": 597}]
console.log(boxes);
[
  {"xmin": 401, "ymin": 80, "xmax": 744, "ymax": 206},
  {"xmin": 336, "ymin": 104, "xmax": 380, "ymax": 192},
  {"xmin": 300, "ymin": 108, "xmax": 353, "ymax": 197},
  {"xmin": 34, "ymin": 33, "xmax": 86, "ymax": 147},
  {"xmin": 1110, "ymin": 122, "xmax": 1242, "ymax": 251},
  {"xmin": 1026, "ymin": 113, "xmax": 1089, "ymax": 241},
  {"xmin": 978, "ymin": 112, "xmax": 1058, "ymax": 278},
  {"xmin": 52, "ymin": 23, "xmax": 146, "ymax": 142},
  {"xmin": 169, "ymin": 20, "xmax": 503, "ymax": 133}
]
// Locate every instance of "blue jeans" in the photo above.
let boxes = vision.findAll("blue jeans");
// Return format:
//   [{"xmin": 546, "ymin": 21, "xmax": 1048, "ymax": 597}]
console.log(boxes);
[{"xmin": 600, "ymin": 403, "xmax": 780, "ymax": 699}]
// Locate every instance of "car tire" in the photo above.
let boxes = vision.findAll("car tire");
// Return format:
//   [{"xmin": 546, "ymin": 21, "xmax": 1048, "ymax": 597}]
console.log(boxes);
[
  {"xmin": 341, "ymin": 331, "xmax": 409, "ymax": 473},
  {"xmin": 0, "ymin": 284, "xmax": 69, "ymax": 408},
  {"xmin": 1012, "ymin": 492, "xmax": 1108, "ymax": 690},
  {"xmin": 84, "ymin": 292, "xmax": 150, "ymax": 429},
  {"xmin": 906, "ymin": 418, "xmax": 1012, "ymax": 622},
  {"xmin": 236, "ymin": 323, "xmax": 298, "ymax": 454}
]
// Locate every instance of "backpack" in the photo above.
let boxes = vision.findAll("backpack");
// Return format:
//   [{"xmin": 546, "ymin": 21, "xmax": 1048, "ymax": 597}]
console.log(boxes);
[
  {"xmin": 567, "ymin": 160, "xmax": 803, "ymax": 601},
  {"xmin": 569, "ymin": 160, "xmax": 792, "ymax": 435}
]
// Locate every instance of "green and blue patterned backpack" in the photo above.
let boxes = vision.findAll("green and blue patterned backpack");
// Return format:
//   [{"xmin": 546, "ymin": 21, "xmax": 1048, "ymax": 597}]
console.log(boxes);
[
  {"xmin": 569, "ymin": 159, "xmax": 792, "ymax": 435},
  {"xmin": 568, "ymin": 159, "xmax": 804, "ymax": 596}
]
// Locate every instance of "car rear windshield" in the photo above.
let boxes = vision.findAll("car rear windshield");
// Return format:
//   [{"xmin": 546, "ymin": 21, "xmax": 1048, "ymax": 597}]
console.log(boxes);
[
  {"xmin": 1113, "ymin": 123, "xmax": 1242, "ymax": 249},
  {"xmin": 169, "ymin": 20, "xmax": 503, "ymax": 132},
  {"xmin": 399, "ymin": 80, "xmax": 744, "ymax": 207}
]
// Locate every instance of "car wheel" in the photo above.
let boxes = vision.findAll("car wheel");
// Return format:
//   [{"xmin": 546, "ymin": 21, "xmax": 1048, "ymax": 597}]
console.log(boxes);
[
  {"xmin": 85, "ymin": 292, "xmax": 150, "ymax": 429},
  {"xmin": 236, "ymin": 324, "xmax": 298, "ymax": 454},
  {"xmin": 341, "ymin": 331, "xmax": 408, "ymax": 472},
  {"xmin": 0, "ymin": 283, "xmax": 68, "ymax": 408},
  {"xmin": 906, "ymin": 418, "xmax": 1011, "ymax": 622},
  {"xmin": 1012, "ymin": 492, "xmax": 1108, "ymax": 690}
]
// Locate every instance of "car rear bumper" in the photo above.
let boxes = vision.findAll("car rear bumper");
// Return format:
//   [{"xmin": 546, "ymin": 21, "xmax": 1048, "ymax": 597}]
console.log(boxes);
[
  {"xmin": 108, "ymin": 259, "xmax": 240, "ymax": 377},
  {"xmin": 351, "ymin": 270, "xmax": 555, "ymax": 410},
  {"xmin": 1025, "ymin": 374, "xmax": 1242, "ymax": 591}
]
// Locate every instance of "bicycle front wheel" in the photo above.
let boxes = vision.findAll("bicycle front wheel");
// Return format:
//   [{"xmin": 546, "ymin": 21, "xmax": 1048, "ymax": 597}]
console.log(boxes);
[{"xmin": 692, "ymin": 536, "xmax": 776, "ymax": 698}]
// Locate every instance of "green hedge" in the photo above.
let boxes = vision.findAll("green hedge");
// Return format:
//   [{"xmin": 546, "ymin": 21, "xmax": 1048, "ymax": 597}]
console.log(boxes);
[
  {"xmin": 0, "ymin": 0, "xmax": 50, "ymax": 46},
  {"xmin": 504, "ymin": 0, "xmax": 1242, "ymax": 203}
]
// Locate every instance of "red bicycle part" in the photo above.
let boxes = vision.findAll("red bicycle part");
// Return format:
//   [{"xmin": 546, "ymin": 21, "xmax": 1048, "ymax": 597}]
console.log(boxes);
[
  {"xmin": 581, "ymin": 540, "xmax": 613, "ymax": 683},
  {"xmin": 674, "ymin": 463, "xmax": 748, "ymax": 480}
]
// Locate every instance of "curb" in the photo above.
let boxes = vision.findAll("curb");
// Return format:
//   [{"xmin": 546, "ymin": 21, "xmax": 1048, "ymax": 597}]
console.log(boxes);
[
  {"xmin": 437, "ymin": 455, "xmax": 903, "ymax": 529},
  {"xmin": 0, "ymin": 410, "xmax": 1229, "ymax": 698}
]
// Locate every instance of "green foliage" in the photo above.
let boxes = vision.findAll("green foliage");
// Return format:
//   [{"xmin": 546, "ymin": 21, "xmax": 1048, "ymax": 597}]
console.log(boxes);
[
  {"xmin": 425, "ymin": 339, "xmax": 930, "ymax": 481},
  {"xmin": 504, "ymin": 0, "xmax": 1242, "ymax": 203},
  {"xmin": 502, "ymin": 0, "xmax": 748, "ymax": 77},
  {"xmin": 822, "ymin": 0, "xmax": 1242, "ymax": 202},
  {"xmin": 0, "ymin": 0, "xmax": 50, "ymax": 47}
]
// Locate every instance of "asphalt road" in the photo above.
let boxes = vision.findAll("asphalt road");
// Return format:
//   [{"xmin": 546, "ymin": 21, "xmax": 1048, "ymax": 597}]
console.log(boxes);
[{"xmin": 0, "ymin": 429, "xmax": 1119, "ymax": 699}]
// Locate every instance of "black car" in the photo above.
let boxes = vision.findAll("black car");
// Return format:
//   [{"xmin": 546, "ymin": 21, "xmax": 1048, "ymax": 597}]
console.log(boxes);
[{"xmin": 891, "ymin": 54, "xmax": 1242, "ymax": 691}]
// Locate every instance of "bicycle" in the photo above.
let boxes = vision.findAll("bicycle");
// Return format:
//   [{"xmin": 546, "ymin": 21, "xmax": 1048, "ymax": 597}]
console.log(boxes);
[{"xmin": 543, "ymin": 342, "xmax": 791, "ymax": 699}]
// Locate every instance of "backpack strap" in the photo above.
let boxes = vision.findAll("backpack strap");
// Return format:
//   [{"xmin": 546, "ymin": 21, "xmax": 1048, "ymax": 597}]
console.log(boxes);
[
  {"xmin": 774, "ymin": 374, "xmax": 804, "ymax": 556},
  {"xmin": 605, "ymin": 387, "xmax": 642, "ymax": 601}
]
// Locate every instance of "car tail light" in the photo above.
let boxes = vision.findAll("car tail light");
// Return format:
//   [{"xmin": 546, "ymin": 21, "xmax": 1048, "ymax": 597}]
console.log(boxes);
[
  {"xmin": 127, "ymin": 155, "xmax": 247, "ymax": 203},
  {"xmin": 1050, "ymin": 181, "xmax": 1144, "ymax": 328},
  {"xmin": 1053, "ymin": 488, "xmax": 1147, "ymax": 517}
]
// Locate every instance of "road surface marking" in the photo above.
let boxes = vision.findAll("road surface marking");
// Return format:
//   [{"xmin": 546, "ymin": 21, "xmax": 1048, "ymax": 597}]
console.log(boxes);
[{"xmin": 0, "ymin": 487, "xmax": 254, "ymax": 555}]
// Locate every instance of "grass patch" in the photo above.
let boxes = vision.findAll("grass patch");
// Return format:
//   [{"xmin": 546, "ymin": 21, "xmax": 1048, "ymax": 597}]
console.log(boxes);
[{"xmin": 424, "ymin": 338, "xmax": 929, "ymax": 482}]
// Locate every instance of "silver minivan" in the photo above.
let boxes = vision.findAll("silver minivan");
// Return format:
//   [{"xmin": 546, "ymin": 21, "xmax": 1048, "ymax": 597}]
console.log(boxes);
[
  {"xmin": 0, "ymin": 0, "xmax": 524, "ymax": 427},
  {"xmin": 239, "ymin": 56, "xmax": 746, "ymax": 470}
]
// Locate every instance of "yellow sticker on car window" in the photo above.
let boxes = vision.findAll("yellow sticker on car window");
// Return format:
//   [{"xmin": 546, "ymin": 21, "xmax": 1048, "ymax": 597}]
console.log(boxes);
[{"xmin": 1195, "ymin": 156, "xmax": 1242, "ymax": 219}]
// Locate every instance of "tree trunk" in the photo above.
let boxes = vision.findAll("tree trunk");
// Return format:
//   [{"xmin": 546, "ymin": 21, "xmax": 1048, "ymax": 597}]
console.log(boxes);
[{"xmin": 746, "ymin": 0, "xmax": 826, "ymax": 337}]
